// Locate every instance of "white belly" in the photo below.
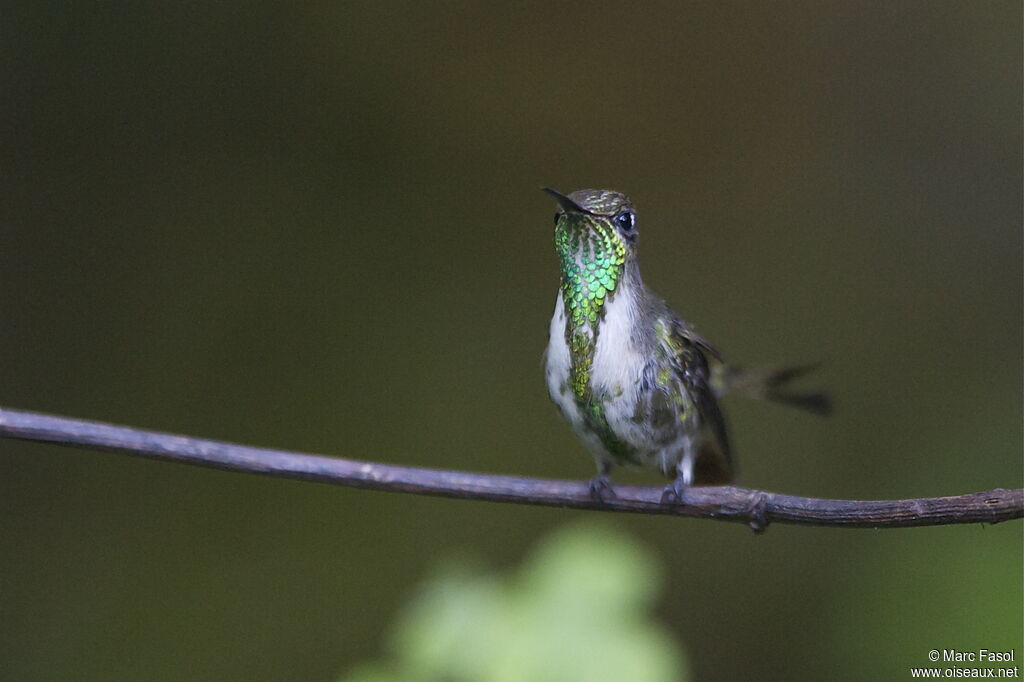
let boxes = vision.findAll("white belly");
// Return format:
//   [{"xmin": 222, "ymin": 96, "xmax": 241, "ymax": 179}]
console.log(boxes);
[
  {"xmin": 545, "ymin": 294, "xmax": 594, "ymax": 448},
  {"xmin": 544, "ymin": 288, "xmax": 652, "ymax": 466}
]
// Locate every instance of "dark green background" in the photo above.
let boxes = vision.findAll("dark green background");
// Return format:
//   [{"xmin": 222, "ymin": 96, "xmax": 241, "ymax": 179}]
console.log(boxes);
[{"xmin": 2, "ymin": 2, "xmax": 1020, "ymax": 680}]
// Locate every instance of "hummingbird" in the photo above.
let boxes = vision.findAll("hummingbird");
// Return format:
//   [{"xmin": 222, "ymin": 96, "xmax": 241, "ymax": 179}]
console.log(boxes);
[{"xmin": 543, "ymin": 188, "xmax": 829, "ymax": 503}]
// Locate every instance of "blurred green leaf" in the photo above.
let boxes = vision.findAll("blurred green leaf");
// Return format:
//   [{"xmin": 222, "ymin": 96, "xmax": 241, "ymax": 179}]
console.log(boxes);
[{"xmin": 339, "ymin": 523, "xmax": 688, "ymax": 682}]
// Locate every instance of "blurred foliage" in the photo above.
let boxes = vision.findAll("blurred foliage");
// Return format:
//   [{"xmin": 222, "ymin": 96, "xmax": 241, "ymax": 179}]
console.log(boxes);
[{"xmin": 340, "ymin": 523, "xmax": 686, "ymax": 682}]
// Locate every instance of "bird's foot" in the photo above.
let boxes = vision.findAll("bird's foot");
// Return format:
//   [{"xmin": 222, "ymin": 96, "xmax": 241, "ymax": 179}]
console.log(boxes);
[
  {"xmin": 660, "ymin": 478, "xmax": 689, "ymax": 505},
  {"xmin": 587, "ymin": 474, "xmax": 616, "ymax": 502}
]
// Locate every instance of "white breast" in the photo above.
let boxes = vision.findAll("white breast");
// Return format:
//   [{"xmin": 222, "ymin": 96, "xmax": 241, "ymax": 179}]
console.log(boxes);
[
  {"xmin": 544, "ymin": 279, "xmax": 648, "ymax": 463},
  {"xmin": 545, "ymin": 294, "xmax": 590, "ymax": 443},
  {"xmin": 590, "ymin": 281, "xmax": 646, "ymax": 397}
]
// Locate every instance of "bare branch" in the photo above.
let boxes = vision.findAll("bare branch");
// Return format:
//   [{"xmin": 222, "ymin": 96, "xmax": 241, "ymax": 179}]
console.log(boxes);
[{"xmin": 0, "ymin": 407, "xmax": 1019, "ymax": 531}]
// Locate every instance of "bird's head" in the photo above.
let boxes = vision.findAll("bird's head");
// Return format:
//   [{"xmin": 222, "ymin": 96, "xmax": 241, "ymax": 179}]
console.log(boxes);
[
  {"xmin": 544, "ymin": 188, "xmax": 639, "ymax": 323},
  {"xmin": 545, "ymin": 187, "xmax": 638, "ymax": 264}
]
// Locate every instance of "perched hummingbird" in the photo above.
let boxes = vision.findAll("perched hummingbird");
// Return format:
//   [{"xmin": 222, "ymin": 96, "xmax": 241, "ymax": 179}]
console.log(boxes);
[{"xmin": 543, "ymin": 188, "xmax": 829, "ymax": 503}]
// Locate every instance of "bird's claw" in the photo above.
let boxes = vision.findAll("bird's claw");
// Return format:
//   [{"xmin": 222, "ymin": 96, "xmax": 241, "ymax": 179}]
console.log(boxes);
[
  {"xmin": 587, "ymin": 474, "xmax": 616, "ymax": 502},
  {"xmin": 660, "ymin": 479, "xmax": 689, "ymax": 505}
]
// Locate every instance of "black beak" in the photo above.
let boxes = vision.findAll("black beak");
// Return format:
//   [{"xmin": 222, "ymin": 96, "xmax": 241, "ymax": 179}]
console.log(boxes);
[{"xmin": 542, "ymin": 187, "xmax": 591, "ymax": 215}]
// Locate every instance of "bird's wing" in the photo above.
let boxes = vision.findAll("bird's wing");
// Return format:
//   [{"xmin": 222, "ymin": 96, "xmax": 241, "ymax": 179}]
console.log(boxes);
[
  {"xmin": 676, "ymin": 325, "xmax": 723, "ymax": 362},
  {"xmin": 670, "ymin": 322, "xmax": 734, "ymax": 482}
]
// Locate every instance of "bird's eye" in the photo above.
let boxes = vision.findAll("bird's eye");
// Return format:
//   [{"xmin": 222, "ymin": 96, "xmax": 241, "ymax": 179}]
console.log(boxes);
[
  {"xmin": 553, "ymin": 212, "xmax": 560, "ymax": 226},
  {"xmin": 615, "ymin": 210, "xmax": 636, "ymax": 234}
]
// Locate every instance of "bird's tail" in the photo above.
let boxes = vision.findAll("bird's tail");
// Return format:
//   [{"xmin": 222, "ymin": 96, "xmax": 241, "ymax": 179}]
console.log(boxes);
[{"xmin": 712, "ymin": 363, "xmax": 832, "ymax": 416}]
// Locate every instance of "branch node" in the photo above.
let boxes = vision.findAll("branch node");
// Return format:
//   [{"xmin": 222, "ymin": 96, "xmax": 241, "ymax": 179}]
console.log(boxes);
[{"xmin": 747, "ymin": 492, "xmax": 770, "ymax": 534}]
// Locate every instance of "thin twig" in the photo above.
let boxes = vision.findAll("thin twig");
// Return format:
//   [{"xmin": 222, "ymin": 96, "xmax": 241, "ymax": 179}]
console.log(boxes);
[{"xmin": 0, "ymin": 407, "xmax": 1019, "ymax": 531}]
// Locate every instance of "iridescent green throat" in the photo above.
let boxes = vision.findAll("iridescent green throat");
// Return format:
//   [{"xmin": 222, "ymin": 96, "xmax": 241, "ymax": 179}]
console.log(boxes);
[{"xmin": 555, "ymin": 215, "xmax": 627, "ymax": 400}]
